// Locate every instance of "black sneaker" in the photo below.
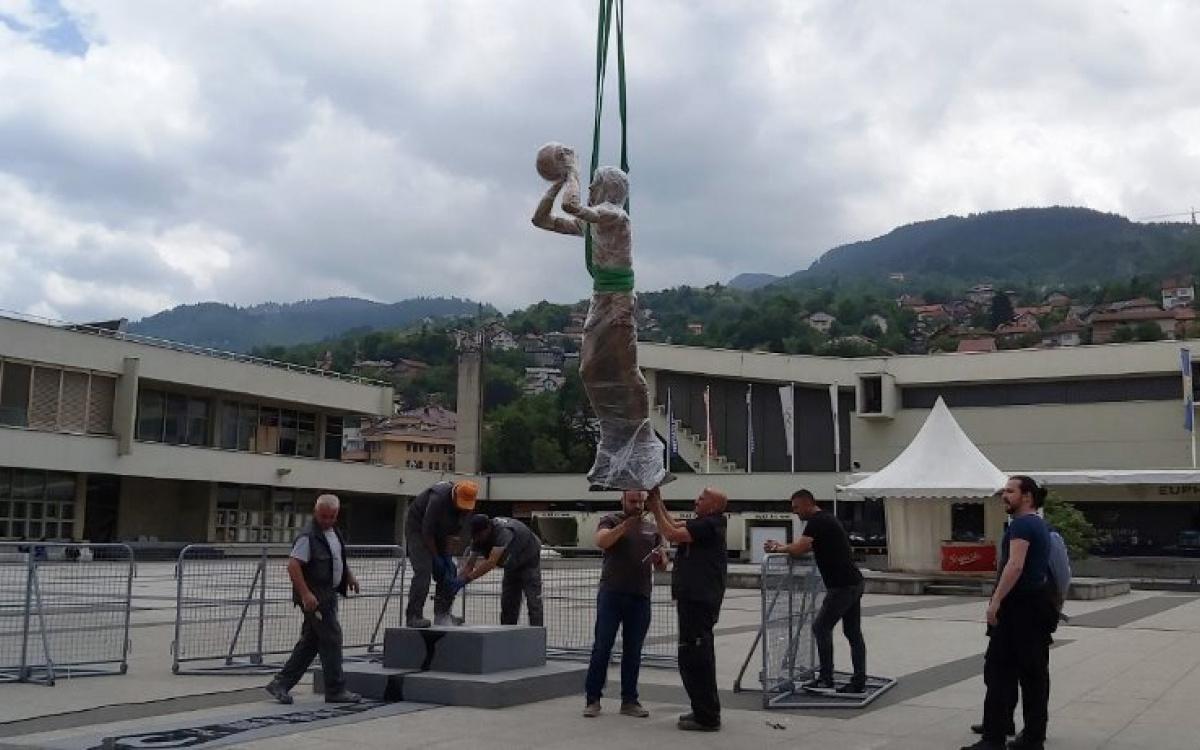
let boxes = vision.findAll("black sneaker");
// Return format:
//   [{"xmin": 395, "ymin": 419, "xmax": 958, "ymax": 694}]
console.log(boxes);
[
  {"xmin": 1007, "ymin": 732, "xmax": 1044, "ymax": 750},
  {"xmin": 835, "ymin": 680, "xmax": 868, "ymax": 697},
  {"xmin": 960, "ymin": 741, "xmax": 1005, "ymax": 750},
  {"xmin": 801, "ymin": 676, "xmax": 835, "ymax": 693},
  {"xmin": 677, "ymin": 717, "xmax": 720, "ymax": 732},
  {"xmin": 406, "ymin": 616, "xmax": 431, "ymax": 628},
  {"xmin": 325, "ymin": 689, "xmax": 362, "ymax": 704},
  {"xmin": 264, "ymin": 680, "xmax": 293, "ymax": 705}
]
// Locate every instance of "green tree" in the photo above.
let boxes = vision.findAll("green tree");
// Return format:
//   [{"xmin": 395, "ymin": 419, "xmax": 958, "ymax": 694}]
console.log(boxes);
[
  {"xmin": 1110, "ymin": 325, "xmax": 1136, "ymax": 343},
  {"xmin": 1133, "ymin": 321, "xmax": 1165, "ymax": 341},
  {"xmin": 531, "ymin": 437, "xmax": 569, "ymax": 472},
  {"xmin": 1043, "ymin": 492, "xmax": 1098, "ymax": 560},
  {"xmin": 990, "ymin": 292, "xmax": 1014, "ymax": 329}
]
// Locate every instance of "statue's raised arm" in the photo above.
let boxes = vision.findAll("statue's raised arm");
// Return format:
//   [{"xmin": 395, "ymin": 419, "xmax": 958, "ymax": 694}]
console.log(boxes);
[
  {"xmin": 531, "ymin": 143, "xmax": 584, "ymax": 237},
  {"xmin": 529, "ymin": 141, "xmax": 667, "ymax": 492}
]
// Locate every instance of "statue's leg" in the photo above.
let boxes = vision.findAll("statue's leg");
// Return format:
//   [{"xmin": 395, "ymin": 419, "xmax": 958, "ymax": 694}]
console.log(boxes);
[{"xmin": 580, "ymin": 293, "xmax": 665, "ymax": 491}]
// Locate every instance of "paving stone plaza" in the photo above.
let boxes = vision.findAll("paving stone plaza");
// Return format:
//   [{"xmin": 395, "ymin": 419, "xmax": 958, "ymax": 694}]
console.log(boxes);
[{"xmin": 3, "ymin": 562, "xmax": 1200, "ymax": 750}]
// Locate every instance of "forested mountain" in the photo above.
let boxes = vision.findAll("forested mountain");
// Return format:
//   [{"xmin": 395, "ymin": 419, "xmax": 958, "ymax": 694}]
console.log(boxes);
[
  {"xmin": 129, "ymin": 296, "xmax": 491, "ymax": 351},
  {"xmin": 792, "ymin": 207, "xmax": 1199, "ymax": 286}
]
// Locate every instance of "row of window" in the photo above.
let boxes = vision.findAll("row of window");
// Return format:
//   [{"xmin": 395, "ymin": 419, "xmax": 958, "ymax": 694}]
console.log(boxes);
[
  {"xmin": 403, "ymin": 460, "xmax": 452, "ymax": 470},
  {"xmin": 901, "ymin": 376, "xmax": 1180, "ymax": 410},
  {"xmin": 0, "ymin": 360, "xmax": 115, "ymax": 434},
  {"xmin": 214, "ymin": 485, "xmax": 315, "ymax": 543},
  {"xmin": 136, "ymin": 389, "xmax": 346, "ymax": 460},
  {"xmin": 403, "ymin": 443, "xmax": 453, "ymax": 454},
  {"xmin": 0, "ymin": 469, "xmax": 76, "ymax": 540}
]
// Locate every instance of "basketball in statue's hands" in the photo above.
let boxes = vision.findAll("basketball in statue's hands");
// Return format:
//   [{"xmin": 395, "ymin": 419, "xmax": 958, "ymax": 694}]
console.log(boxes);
[{"xmin": 536, "ymin": 142, "xmax": 576, "ymax": 181}]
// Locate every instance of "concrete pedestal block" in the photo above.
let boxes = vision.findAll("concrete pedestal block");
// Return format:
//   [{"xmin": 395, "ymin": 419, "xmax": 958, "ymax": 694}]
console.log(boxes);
[
  {"xmin": 314, "ymin": 662, "xmax": 415, "ymax": 702},
  {"xmin": 402, "ymin": 661, "xmax": 588, "ymax": 708},
  {"xmin": 382, "ymin": 625, "xmax": 546, "ymax": 674}
]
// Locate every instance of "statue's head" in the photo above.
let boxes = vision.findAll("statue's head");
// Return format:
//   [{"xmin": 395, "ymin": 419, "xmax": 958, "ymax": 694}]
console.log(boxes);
[
  {"xmin": 536, "ymin": 142, "xmax": 576, "ymax": 181},
  {"xmin": 589, "ymin": 166, "xmax": 628, "ymax": 206}
]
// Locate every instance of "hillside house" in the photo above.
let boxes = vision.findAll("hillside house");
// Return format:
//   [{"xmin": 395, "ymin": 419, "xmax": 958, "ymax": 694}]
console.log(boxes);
[
  {"xmin": 1091, "ymin": 307, "xmax": 1196, "ymax": 343},
  {"xmin": 967, "ymin": 284, "xmax": 995, "ymax": 306},
  {"xmin": 1162, "ymin": 277, "xmax": 1196, "ymax": 309},
  {"xmin": 1041, "ymin": 318, "xmax": 1086, "ymax": 348},
  {"xmin": 804, "ymin": 312, "xmax": 836, "ymax": 334}
]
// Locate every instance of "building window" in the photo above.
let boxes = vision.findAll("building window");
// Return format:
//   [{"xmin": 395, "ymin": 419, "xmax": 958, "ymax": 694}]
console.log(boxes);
[
  {"xmin": 136, "ymin": 388, "xmax": 210, "ymax": 445},
  {"xmin": 0, "ymin": 469, "xmax": 75, "ymax": 540},
  {"xmin": 0, "ymin": 361, "xmax": 113, "ymax": 434},
  {"xmin": 324, "ymin": 416, "xmax": 343, "ymax": 460},
  {"xmin": 951, "ymin": 503, "xmax": 985, "ymax": 542},
  {"xmin": 279, "ymin": 410, "xmax": 298, "ymax": 456},
  {"xmin": 297, "ymin": 413, "xmax": 317, "ymax": 458},
  {"xmin": 257, "ymin": 407, "xmax": 280, "ymax": 454},
  {"xmin": 0, "ymin": 362, "xmax": 31, "ymax": 427}
]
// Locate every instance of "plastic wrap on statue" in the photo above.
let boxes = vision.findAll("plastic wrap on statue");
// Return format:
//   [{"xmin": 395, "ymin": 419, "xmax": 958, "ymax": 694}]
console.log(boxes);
[
  {"xmin": 580, "ymin": 290, "xmax": 667, "ymax": 490},
  {"xmin": 531, "ymin": 143, "xmax": 668, "ymax": 490}
]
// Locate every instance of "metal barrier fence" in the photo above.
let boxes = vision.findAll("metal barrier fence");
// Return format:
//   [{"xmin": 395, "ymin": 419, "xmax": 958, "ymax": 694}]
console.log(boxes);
[
  {"xmin": 733, "ymin": 553, "xmax": 824, "ymax": 704},
  {"xmin": 172, "ymin": 544, "xmax": 405, "ymax": 674},
  {"xmin": 0, "ymin": 542, "xmax": 134, "ymax": 685},
  {"xmin": 459, "ymin": 556, "xmax": 678, "ymax": 667}
]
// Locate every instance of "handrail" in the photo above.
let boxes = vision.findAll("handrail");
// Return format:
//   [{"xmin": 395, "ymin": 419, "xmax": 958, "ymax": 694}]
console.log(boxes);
[{"xmin": 0, "ymin": 308, "xmax": 390, "ymax": 387}]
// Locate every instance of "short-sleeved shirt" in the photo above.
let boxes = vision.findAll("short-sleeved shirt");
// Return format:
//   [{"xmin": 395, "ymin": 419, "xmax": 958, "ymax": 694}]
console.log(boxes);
[
  {"xmin": 291, "ymin": 529, "xmax": 343, "ymax": 588},
  {"xmin": 407, "ymin": 482, "xmax": 463, "ymax": 553},
  {"xmin": 598, "ymin": 513, "xmax": 662, "ymax": 598},
  {"xmin": 472, "ymin": 517, "xmax": 540, "ymax": 569},
  {"xmin": 1000, "ymin": 513, "xmax": 1050, "ymax": 593},
  {"xmin": 671, "ymin": 514, "xmax": 728, "ymax": 610},
  {"xmin": 800, "ymin": 511, "xmax": 863, "ymax": 588}
]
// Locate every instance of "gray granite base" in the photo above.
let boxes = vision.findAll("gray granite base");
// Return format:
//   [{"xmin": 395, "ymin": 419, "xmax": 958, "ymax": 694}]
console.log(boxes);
[
  {"xmin": 382, "ymin": 625, "xmax": 546, "ymax": 673},
  {"xmin": 401, "ymin": 660, "xmax": 588, "ymax": 708}
]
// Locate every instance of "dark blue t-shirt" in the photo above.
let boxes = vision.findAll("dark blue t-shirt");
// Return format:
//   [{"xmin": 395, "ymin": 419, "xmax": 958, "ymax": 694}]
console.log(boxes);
[{"xmin": 1000, "ymin": 514, "xmax": 1050, "ymax": 592}]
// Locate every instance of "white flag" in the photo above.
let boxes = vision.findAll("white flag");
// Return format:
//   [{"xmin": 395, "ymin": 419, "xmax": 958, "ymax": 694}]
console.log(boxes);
[{"xmin": 779, "ymin": 385, "xmax": 795, "ymax": 458}]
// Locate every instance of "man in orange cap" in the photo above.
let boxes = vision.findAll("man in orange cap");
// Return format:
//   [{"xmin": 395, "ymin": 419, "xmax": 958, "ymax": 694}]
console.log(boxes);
[{"xmin": 404, "ymin": 480, "xmax": 477, "ymax": 627}]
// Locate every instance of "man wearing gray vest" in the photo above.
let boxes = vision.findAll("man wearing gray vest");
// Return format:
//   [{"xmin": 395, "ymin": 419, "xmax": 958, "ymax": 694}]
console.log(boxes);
[{"xmin": 266, "ymin": 494, "xmax": 361, "ymax": 704}]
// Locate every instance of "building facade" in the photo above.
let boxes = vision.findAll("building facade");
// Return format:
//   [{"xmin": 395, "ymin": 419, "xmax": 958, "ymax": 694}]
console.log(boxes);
[{"xmin": 0, "ymin": 313, "xmax": 427, "ymax": 547}]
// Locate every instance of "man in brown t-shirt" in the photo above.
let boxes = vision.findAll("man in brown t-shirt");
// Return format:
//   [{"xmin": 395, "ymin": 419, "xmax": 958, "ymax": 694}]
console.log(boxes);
[{"xmin": 582, "ymin": 490, "xmax": 666, "ymax": 718}]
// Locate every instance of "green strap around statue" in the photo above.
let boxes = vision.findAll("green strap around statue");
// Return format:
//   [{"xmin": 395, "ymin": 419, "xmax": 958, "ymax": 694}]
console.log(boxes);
[{"xmin": 585, "ymin": 0, "xmax": 634, "ymax": 295}]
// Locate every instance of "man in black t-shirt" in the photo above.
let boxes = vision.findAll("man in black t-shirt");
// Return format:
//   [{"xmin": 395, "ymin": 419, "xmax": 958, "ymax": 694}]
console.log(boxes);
[
  {"xmin": 765, "ymin": 488, "xmax": 867, "ymax": 696},
  {"xmin": 582, "ymin": 490, "xmax": 666, "ymax": 719},
  {"xmin": 648, "ymin": 485, "xmax": 728, "ymax": 732}
]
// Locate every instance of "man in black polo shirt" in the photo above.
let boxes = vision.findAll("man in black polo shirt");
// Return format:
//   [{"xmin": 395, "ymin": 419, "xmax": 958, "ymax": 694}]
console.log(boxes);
[
  {"xmin": 648, "ymin": 485, "xmax": 728, "ymax": 732},
  {"xmin": 765, "ymin": 488, "xmax": 867, "ymax": 696}
]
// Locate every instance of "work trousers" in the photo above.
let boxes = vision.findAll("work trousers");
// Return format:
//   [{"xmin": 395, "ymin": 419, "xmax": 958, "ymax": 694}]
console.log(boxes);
[
  {"xmin": 405, "ymin": 528, "xmax": 456, "ymax": 621},
  {"xmin": 500, "ymin": 561, "xmax": 544, "ymax": 626},
  {"xmin": 812, "ymin": 581, "xmax": 867, "ymax": 683},
  {"xmin": 676, "ymin": 598, "xmax": 720, "ymax": 728},
  {"xmin": 584, "ymin": 590, "xmax": 652, "ymax": 703},
  {"xmin": 982, "ymin": 591, "xmax": 1054, "ymax": 742},
  {"xmin": 275, "ymin": 596, "xmax": 343, "ymax": 694}
]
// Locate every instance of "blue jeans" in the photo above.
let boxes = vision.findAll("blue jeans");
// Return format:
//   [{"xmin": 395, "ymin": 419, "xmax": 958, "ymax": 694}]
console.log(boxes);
[{"xmin": 584, "ymin": 590, "xmax": 652, "ymax": 703}]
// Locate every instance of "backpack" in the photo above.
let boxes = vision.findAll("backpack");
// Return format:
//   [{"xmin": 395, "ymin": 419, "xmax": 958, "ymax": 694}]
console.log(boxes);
[{"xmin": 1046, "ymin": 530, "xmax": 1072, "ymax": 622}]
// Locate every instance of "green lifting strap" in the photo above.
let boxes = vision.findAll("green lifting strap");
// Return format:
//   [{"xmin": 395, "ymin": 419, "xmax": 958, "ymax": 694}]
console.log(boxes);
[{"xmin": 585, "ymin": 0, "xmax": 633, "ymax": 294}]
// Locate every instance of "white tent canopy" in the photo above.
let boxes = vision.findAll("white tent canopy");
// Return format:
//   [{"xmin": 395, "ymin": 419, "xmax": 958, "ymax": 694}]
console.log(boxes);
[{"xmin": 839, "ymin": 397, "xmax": 1008, "ymax": 499}]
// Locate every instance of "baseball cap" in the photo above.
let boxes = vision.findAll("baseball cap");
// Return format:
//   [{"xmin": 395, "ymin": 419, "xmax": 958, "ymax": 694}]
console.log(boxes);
[{"xmin": 453, "ymin": 481, "xmax": 479, "ymax": 511}]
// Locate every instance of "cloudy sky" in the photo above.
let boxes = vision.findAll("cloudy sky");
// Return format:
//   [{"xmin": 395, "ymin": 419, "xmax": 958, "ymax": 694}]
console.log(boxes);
[{"xmin": 1, "ymin": 0, "xmax": 1198, "ymax": 322}]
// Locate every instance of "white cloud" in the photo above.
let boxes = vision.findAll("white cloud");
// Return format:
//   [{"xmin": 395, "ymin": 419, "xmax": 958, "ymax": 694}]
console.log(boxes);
[{"xmin": 0, "ymin": 0, "xmax": 1197, "ymax": 324}]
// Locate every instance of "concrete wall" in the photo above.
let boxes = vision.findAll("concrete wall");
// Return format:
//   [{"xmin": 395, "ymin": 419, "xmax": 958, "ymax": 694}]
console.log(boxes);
[
  {"xmin": 2, "ymin": 316, "xmax": 393, "ymax": 416},
  {"xmin": 852, "ymin": 400, "xmax": 1190, "ymax": 471}
]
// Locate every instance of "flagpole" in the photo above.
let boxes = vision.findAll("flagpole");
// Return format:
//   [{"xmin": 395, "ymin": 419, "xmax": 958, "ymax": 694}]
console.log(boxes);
[
  {"xmin": 704, "ymin": 385, "xmax": 712, "ymax": 474},
  {"xmin": 746, "ymin": 383, "xmax": 753, "ymax": 474}
]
